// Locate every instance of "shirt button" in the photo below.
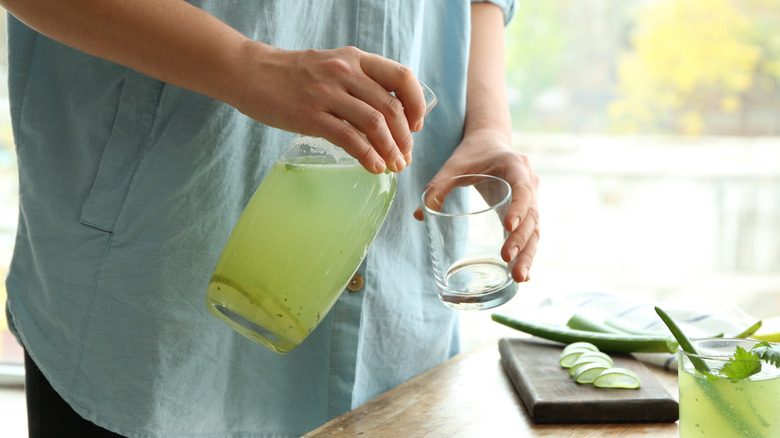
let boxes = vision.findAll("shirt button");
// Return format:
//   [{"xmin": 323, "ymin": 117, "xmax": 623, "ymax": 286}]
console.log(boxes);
[{"xmin": 346, "ymin": 273, "xmax": 364, "ymax": 292}]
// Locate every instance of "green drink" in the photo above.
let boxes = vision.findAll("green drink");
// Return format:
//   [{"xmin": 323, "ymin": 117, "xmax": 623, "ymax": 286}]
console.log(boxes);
[
  {"xmin": 678, "ymin": 339, "xmax": 780, "ymax": 438},
  {"xmin": 206, "ymin": 139, "xmax": 396, "ymax": 354}
]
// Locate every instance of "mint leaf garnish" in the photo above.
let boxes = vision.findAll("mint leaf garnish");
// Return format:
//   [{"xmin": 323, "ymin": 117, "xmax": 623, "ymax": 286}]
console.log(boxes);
[
  {"xmin": 752, "ymin": 341, "xmax": 780, "ymax": 368},
  {"xmin": 720, "ymin": 346, "xmax": 761, "ymax": 380},
  {"xmin": 705, "ymin": 372, "xmax": 723, "ymax": 383}
]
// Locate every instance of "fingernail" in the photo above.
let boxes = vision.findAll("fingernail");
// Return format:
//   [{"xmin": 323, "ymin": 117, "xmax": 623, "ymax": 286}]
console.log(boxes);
[
  {"xmin": 508, "ymin": 246, "xmax": 519, "ymax": 261},
  {"xmin": 414, "ymin": 120, "xmax": 424, "ymax": 132},
  {"xmin": 374, "ymin": 160, "xmax": 387, "ymax": 174},
  {"xmin": 511, "ymin": 217, "xmax": 520, "ymax": 231},
  {"xmin": 394, "ymin": 156, "xmax": 406, "ymax": 172},
  {"xmin": 404, "ymin": 152, "xmax": 413, "ymax": 166},
  {"xmin": 523, "ymin": 267, "xmax": 530, "ymax": 282}
]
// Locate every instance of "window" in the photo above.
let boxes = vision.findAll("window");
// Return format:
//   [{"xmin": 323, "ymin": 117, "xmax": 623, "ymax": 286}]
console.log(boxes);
[{"xmin": 463, "ymin": 0, "xmax": 780, "ymax": 348}]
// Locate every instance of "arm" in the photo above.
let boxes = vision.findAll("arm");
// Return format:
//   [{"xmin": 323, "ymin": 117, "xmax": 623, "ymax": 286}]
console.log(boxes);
[
  {"xmin": 415, "ymin": 2, "xmax": 540, "ymax": 283},
  {"xmin": 1, "ymin": 0, "xmax": 426, "ymax": 174},
  {"xmin": 464, "ymin": 2, "xmax": 513, "ymax": 151}
]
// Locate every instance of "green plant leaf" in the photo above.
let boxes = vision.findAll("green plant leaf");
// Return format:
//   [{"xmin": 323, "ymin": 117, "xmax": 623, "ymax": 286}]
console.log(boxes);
[
  {"xmin": 720, "ymin": 346, "xmax": 761, "ymax": 380},
  {"xmin": 752, "ymin": 341, "xmax": 780, "ymax": 368}
]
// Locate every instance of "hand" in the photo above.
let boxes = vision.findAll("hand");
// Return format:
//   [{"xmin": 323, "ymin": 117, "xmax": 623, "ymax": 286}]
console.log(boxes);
[
  {"xmin": 1, "ymin": 0, "xmax": 427, "ymax": 174},
  {"xmin": 3, "ymin": 0, "xmax": 425, "ymax": 174},
  {"xmin": 414, "ymin": 129, "xmax": 540, "ymax": 283},
  {"xmin": 228, "ymin": 44, "xmax": 428, "ymax": 174}
]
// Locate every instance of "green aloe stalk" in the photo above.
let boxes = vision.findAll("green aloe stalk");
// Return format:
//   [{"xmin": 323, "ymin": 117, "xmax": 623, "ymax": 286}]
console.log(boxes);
[
  {"xmin": 655, "ymin": 306, "xmax": 763, "ymax": 438},
  {"xmin": 654, "ymin": 306, "xmax": 711, "ymax": 374}
]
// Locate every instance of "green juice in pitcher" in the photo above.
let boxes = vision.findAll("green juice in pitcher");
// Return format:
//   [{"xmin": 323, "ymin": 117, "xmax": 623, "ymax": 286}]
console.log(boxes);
[{"xmin": 206, "ymin": 148, "xmax": 396, "ymax": 354}]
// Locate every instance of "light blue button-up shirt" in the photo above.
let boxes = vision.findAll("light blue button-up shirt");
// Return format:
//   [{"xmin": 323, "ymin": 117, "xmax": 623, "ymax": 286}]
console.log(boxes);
[{"xmin": 5, "ymin": 1, "xmax": 515, "ymax": 436}]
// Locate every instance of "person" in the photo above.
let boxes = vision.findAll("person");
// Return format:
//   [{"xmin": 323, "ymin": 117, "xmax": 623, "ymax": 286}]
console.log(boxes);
[{"xmin": 3, "ymin": 0, "xmax": 539, "ymax": 436}]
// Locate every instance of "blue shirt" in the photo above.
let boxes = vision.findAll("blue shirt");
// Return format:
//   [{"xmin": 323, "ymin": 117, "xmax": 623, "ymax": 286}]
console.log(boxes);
[{"xmin": 5, "ymin": 1, "xmax": 516, "ymax": 436}]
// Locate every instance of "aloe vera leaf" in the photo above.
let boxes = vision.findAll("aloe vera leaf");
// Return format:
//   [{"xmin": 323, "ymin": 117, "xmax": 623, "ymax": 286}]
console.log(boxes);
[
  {"xmin": 566, "ymin": 313, "xmax": 627, "ymax": 334},
  {"xmin": 491, "ymin": 313, "xmax": 678, "ymax": 353},
  {"xmin": 603, "ymin": 317, "xmax": 660, "ymax": 336},
  {"xmin": 654, "ymin": 306, "xmax": 710, "ymax": 373},
  {"xmin": 735, "ymin": 320, "xmax": 762, "ymax": 338}
]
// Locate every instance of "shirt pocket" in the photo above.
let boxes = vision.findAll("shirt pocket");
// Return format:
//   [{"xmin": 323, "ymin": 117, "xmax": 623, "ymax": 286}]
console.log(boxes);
[{"xmin": 79, "ymin": 70, "xmax": 165, "ymax": 232}]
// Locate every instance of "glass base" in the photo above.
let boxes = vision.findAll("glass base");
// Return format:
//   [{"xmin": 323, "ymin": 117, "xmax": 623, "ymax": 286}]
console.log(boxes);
[
  {"xmin": 205, "ymin": 280, "xmax": 300, "ymax": 354},
  {"xmin": 210, "ymin": 303, "xmax": 292, "ymax": 352},
  {"xmin": 438, "ymin": 281, "xmax": 517, "ymax": 311}
]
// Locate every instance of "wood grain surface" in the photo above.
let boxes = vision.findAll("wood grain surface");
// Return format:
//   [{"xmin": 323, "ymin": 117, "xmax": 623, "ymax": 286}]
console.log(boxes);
[
  {"xmin": 499, "ymin": 338, "xmax": 679, "ymax": 424},
  {"xmin": 304, "ymin": 340, "xmax": 681, "ymax": 437}
]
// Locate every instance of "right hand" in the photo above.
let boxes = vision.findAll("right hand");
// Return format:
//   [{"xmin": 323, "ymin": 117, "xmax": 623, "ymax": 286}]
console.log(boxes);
[
  {"xmin": 227, "ymin": 44, "xmax": 428, "ymax": 174},
  {"xmin": 2, "ymin": 0, "xmax": 423, "ymax": 173}
]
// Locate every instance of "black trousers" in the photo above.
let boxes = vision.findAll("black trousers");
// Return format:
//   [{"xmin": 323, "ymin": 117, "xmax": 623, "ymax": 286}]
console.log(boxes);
[{"xmin": 24, "ymin": 350, "xmax": 125, "ymax": 438}]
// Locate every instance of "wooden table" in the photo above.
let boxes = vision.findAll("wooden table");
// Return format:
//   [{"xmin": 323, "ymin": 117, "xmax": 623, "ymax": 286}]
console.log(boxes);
[{"xmin": 304, "ymin": 341, "xmax": 679, "ymax": 437}]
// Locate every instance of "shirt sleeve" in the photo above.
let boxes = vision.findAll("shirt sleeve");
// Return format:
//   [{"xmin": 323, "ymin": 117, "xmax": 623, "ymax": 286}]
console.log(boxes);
[{"xmin": 471, "ymin": 0, "xmax": 517, "ymax": 25}]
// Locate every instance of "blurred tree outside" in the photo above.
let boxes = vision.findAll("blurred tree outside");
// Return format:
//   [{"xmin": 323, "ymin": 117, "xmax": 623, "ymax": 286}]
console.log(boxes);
[
  {"xmin": 610, "ymin": 0, "xmax": 780, "ymax": 136},
  {"xmin": 505, "ymin": 0, "xmax": 780, "ymax": 137},
  {"xmin": 504, "ymin": 1, "xmax": 570, "ymax": 131}
]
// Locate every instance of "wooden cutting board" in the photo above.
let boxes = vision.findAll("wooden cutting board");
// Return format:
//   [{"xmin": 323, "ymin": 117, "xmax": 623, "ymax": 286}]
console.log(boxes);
[{"xmin": 499, "ymin": 337, "xmax": 679, "ymax": 424}]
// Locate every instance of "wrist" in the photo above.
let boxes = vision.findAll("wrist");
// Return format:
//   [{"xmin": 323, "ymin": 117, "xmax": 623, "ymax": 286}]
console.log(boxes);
[
  {"xmin": 217, "ymin": 39, "xmax": 285, "ymax": 114},
  {"xmin": 462, "ymin": 126, "xmax": 513, "ymax": 150},
  {"xmin": 464, "ymin": 111, "xmax": 512, "ymax": 145}
]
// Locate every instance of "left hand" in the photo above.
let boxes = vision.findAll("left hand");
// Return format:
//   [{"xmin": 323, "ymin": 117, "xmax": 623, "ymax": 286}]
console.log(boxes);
[{"xmin": 414, "ymin": 129, "xmax": 540, "ymax": 283}]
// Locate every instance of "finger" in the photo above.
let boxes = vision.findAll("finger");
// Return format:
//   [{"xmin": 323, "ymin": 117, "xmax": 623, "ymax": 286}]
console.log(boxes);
[
  {"xmin": 334, "ymin": 94, "xmax": 408, "ymax": 173},
  {"xmin": 360, "ymin": 54, "xmax": 426, "ymax": 132},
  {"xmin": 420, "ymin": 175, "xmax": 464, "ymax": 213},
  {"xmin": 501, "ymin": 209, "xmax": 535, "ymax": 262},
  {"xmin": 394, "ymin": 81, "xmax": 429, "ymax": 133},
  {"xmin": 314, "ymin": 80, "xmax": 404, "ymax": 173},
  {"xmin": 315, "ymin": 113, "xmax": 387, "ymax": 174},
  {"xmin": 504, "ymin": 171, "xmax": 539, "ymax": 233},
  {"xmin": 502, "ymin": 204, "xmax": 539, "ymax": 280},
  {"xmin": 367, "ymin": 92, "xmax": 413, "ymax": 165},
  {"xmin": 356, "ymin": 90, "xmax": 413, "ymax": 172},
  {"xmin": 512, "ymin": 231, "xmax": 539, "ymax": 283},
  {"xmin": 344, "ymin": 78, "xmax": 415, "ymax": 169},
  {"xmin": 413, "ymin": 206, "xmax": 424, "ymax": 221},
  {"xmin": 418, "ymin": 172, "xmax": 488, "ymax": 223}
]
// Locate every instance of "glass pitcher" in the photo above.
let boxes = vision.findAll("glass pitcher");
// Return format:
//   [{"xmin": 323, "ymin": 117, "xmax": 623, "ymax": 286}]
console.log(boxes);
[{"xmin": 206, "ymin": 83, "xmax": 437, "ymax": 353}]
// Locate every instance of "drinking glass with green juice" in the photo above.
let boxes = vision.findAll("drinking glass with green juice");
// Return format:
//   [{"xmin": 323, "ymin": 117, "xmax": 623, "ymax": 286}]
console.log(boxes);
[{"xmin": 678, "ymin": 338, "xmax": 780, "ymax": 438}]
